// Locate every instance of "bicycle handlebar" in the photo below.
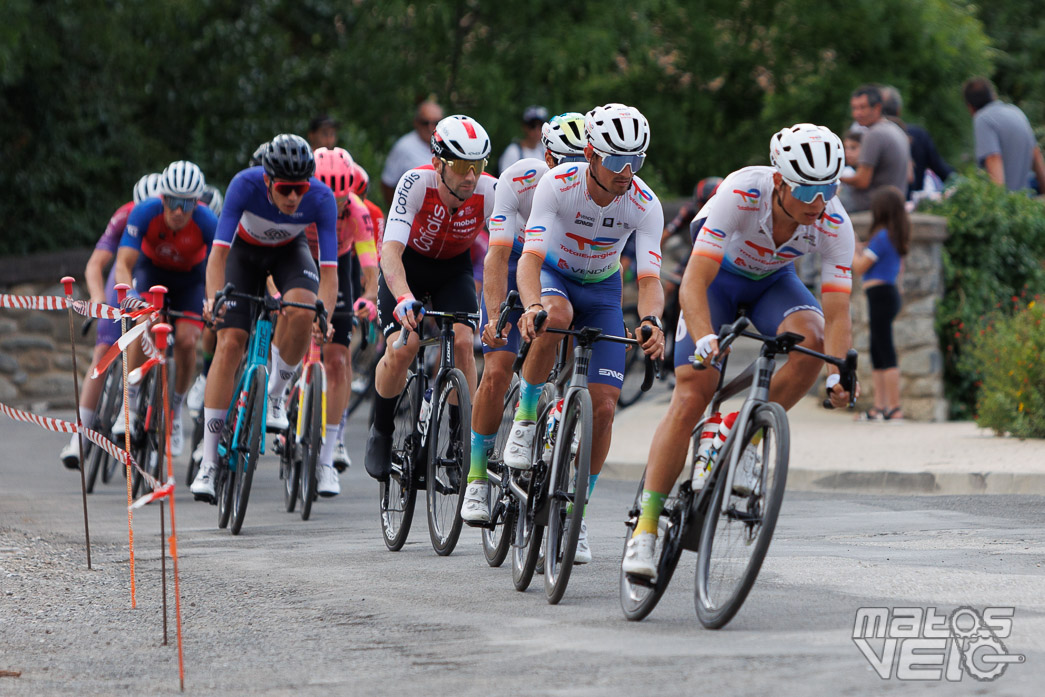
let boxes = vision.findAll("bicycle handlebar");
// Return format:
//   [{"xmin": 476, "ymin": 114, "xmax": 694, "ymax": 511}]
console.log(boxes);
[
  {"xmin": 495, "ymin": 290, "xmax": 522, "ymax": 337},
  {"xmin": 213, "ymin": 283, "xmax": 329, "ymax": 336}
]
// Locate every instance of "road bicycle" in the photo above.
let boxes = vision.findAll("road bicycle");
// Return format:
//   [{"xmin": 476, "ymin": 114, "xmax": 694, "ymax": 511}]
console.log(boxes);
[
  {"xmin": 379, "ymin": 302, "xmax": 478, "ymax": 556},
  {"xmin": 619, "ymin": 314, "xmax": 856, "ymax": 627}
]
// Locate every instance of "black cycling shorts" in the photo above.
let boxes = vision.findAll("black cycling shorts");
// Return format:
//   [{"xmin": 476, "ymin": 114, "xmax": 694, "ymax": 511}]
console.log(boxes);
[
  {"xmin": 221, "ymin": 235, "xmax": 320, "ymax": 332},
  {"xmin": 376, "ymin": 247, "xmax": 478, "ymax": 338},
  {"xmin": 330, "ymin": 251, "xmax": 356, "ymax": 348}
]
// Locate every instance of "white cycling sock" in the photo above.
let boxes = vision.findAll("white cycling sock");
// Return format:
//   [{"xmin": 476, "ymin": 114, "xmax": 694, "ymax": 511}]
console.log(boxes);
[
  {"xmin": 267, "ymin": 345, "xmax": 297, "ymax": 401},
  {"xmin": 337, "ymin": 407, "xmax": 348, "ymax": 443},
  {"xmin": 171, "ymin": 391, "xmax": 185, "ymax": 421},
  {"xmin": 320, "ymin": 424, "xmax": 339, "ymax": 467},
  {"xmin": 70, "ymin": 407, "xmax": 95, "ymax": 449},
  {"xmin": 201, "ymin": 407, "xmax": 226, "ymax": 467}
]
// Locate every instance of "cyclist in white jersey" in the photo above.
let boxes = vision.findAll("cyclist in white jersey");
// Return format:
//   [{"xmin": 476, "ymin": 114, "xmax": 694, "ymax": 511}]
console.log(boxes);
[
  {"xmin": 502, "ymin": 104, "xmax": 666, "ymax": 562},
  {"xmin": 460, "ymin": 112, "xmax": 588, "ymax": 523},
  {"xmin": 622, "ymin": 123, "xmax": 859, "ymax": 578}
]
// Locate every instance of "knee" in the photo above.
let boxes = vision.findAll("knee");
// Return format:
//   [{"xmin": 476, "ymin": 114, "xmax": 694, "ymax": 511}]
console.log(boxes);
[
  {"xmin": 283, "ymin": 306, "xmax": 312, "ymax": 328},
  {"xmin": 546, "ymin": 302, "xmax": 573, "ymax": 330},
  {"xmin": 325, "ymin": 350, "xmax": 348, "ymax": 380}
]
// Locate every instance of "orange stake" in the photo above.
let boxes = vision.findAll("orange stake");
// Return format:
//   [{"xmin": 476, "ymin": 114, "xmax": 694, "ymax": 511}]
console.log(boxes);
[{"xmin": 115, "ymin": 283, "xmax": 136, "ymax": 608}]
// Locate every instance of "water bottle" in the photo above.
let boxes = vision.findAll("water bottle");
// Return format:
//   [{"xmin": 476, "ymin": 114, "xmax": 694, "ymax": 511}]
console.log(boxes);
[
  {"xmin": 691, "ymin": 412, "xmax": 722, "ymax": 490},
  {"xmin": 418, "ymin": 388, "xmax": 433, "ymax": 436},
  {"xmin": 542, "ymin": 398, "xmax": 563, "ymax": 464},
  {"xmin": 715, "ymin": 411, "xmax": 738, "ymax": 451}
]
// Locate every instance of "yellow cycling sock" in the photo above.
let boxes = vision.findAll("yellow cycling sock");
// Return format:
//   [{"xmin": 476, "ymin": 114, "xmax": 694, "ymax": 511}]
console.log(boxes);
[{"xmin": 634, "ymin": 490, "xmax": 666, "ymax": 537}]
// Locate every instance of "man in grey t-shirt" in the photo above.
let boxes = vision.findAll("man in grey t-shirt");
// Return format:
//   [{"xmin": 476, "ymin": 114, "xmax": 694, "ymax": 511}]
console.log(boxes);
[
  {"xmin": 841, "ymin": 84, "xmax": 911, "ymax": 212},
  {"xmin": 380, "ymin": 99, "xmax": 443, "ymax": 207},
  {"xmin": 963, "ymin": 77, "xmax": 1045, "ymax": 194}
]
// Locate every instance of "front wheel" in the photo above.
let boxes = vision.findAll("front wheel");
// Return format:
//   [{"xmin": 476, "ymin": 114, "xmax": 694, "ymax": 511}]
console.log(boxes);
[
  {"xmin": 229, "ymin": 368, "xmax": 266, "ymax": 536},
  {"xmin": 482, "ymin": 378, "xmax": 520, "ymax": 567},
  {"xmin": 695, "ymin": 402, "xmax": 789, "ymax": 629},
  {"xmin": 86, "ymin": 358, "xmax": 122, "ymax": 492},
  {"xmin": 379, "ymin": 373, "xmax": 420, "ymax": 551},
  {"xmin": 426, "ymin": 369, "xmax": 471, "ymax": 556},
  {"xmin": 281, "ymin": 383, "xmax": 302, "ymax": 513},
  {"xmin": 299, "ymin": 364, "xmax": 324, "ymax": 520}
]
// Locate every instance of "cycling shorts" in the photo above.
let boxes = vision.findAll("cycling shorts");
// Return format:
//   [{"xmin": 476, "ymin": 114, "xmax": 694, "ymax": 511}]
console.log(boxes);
[
  {"xmin": 539, "ymin": 266, "xmax": 626, "ymax": 389},
  {"xmin": 131, "ymin": 256, "xmax": 205, "ymax": 330},
  {"xmin": 674, "ymin": 263, "xmax": 821, "ymax": 370},
  {"xmin": 479, "ymin": 258, "xmax": 521, "ymax": 355},
  {"xmin": 96, "ymin": 266, "xmax": 121, "ymax": 347},
  {"xmin": 331, "ymin": 251, "xmax": 356, "ymax": 348},
  {"xmin": 376, "ymin": 247, "xmax": 478, "ymax": 339},
  {"xmin": 222, "ymin": 235, "xmax": 320, "ymax": 332}
]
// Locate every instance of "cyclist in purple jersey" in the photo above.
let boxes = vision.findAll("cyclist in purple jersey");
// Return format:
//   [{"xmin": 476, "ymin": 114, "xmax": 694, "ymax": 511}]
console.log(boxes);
[{"xmin": 191, "ymin": 134, "xmax": 338, "ymax": 501}]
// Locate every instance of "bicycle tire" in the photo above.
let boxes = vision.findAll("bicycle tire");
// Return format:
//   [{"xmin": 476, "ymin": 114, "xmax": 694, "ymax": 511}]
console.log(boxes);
[
  {"xmin": 379, "ymin": 373, "xmax": 420, "ymax": 551},
  {"xmin": 130, "ymin": 370, "xmax": 157, "ymax": 499},
  {"xmin": 230, "ymin": 367, "xmax": 266, "ymax": 535},
  {"xmin": 616, "ymin": 306, "xmax": 646, "ymax": 410},
  {"xmin": 347, "ymin": 323, "xmax": 378, "ymax": 417},
  {"xmin": 482, "ymin": 378, "xmax": 520, "ymax": 567},
  {"xmin": 299, "ymin": 364, "xmax": 323, "ymax": 521},
  {"xmin": 619, "ymin": 470, "xmax": 686, "ymax": 621},
  {"xmin": 102, "ymin": 365, "xmax": 125, "ymax": 485},
  {"xmin": 544, "ymin": 389, "xmax": 592, "ymax": 605},
  {"xmin": 185, "ymin": 408, "xmax": 204, "ymax": 486},
  {"xmin": 695, "ymin": 402, "xmax": 789, "ymax": 629},
  {"xmin": 281, "ymin": 383, "xmax": 302, "ymax": 513},
  {"xmin": 510, "ymin": 471, "xmax": 544, "ymax": 592},
  {"xmin": 86, "ymin": 358, "xmax": 122, "ymax": 492},
  {"xmin": 426, "ymin": 368, "xmax": 471, "ymax": 555}
]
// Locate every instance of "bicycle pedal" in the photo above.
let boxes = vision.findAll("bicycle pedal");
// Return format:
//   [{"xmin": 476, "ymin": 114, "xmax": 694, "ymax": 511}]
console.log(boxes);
[
  {"xmin": 193, "ymin": 492, "xmax": 217, "ymax": 505},
  {"xmin": 463, "ymin": 518, "xmax": 494, "ymax": 530},
  {"xmin": 624, "ymin": 571, "xmax": 656, "ymax": 588}
]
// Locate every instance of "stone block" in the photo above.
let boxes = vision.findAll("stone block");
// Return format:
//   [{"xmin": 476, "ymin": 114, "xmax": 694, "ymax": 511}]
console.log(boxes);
[
  {"xmin": 893, "ymin": 317, "xmax": 937, "ymax": 350},
  {"xmin": 24, "ymin": 314, "xmax": 55, "ymax": 335},
  {"xmin": 902, "ymin": 375, "xmax": 944, "ymax": 398},
  {"xmin": 903, "ymin": 396, "xmax": 949, "ymax": 422},
  {"xmin": 0, "ymin": 375, "xmax": 16, "ymax": 402},
  {"xmin": 0, "ymin": 318, "xmax": 16, "ymax": 336},
  {"xmin": 0, "ymin": 351, "xmax": 17, "ymax": 374},
  {"xmin": 0, "ymin": 335, "xmax": 56, "ymax": 352},
  {"xmin": 900, "ymin": 294, "xmax": 936, "ymax": 317},
  {"xmin": 18, "ymin": 352, "xmax": 50, "ymax": 373},
  {"xmin": 11, "ymin": 370, "xmax": 28, "ymax": 386},
  {"xmin": 53, "ymin": 350, "xmax": 93, "ymax": 371},
  {"xmin": 23, "ymin": 373, "xmax": 76, "ymax": 400},
  {"xmin": 900, "ymin": 347, "xmax": 942, "ymax": 376}
]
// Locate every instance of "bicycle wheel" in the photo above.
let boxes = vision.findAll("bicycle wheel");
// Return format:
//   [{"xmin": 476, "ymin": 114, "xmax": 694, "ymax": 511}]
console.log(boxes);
[
  {"xmin": 482, "ymin": 378, "xmax": 520, "ymax": 567},
  {"xmin": 617, "ymin": 306, "xmax": 645, "ymax": 410},
  {"xmin": 230, "ymin": 368, "xmax": 266, "ymax": 535},
  {"xmin": 281, "ymin": 383, "xmax": 302, "ymax": 513},
  {"xmin": 298, "ymin": 364, "xmax": 323, "ymax": 521},
  {"xmin": 619, "ymin": 471, "xmax": 687, "ymax": 621},
  {"xmin": 86, "ymin": 358, "xmax": 122, "ymax": 492},
  {"xmin": 426, "ymin": 368, "xmax": 470, "ymax": 556},
  {"xmin": 347, "ymin": 322, "xmax": 378, "ymax": 417},
  {"xmin": 129, "ymin": 370, "xmax": 156, "ymax": 499},
  {"xmin": 544, "ymin": 389, "xmax": 592, "ymax": 604},
  {"xmin": 510, "ymin": 469, "xmax": 544, "ymax": 592},
  {"xmin": 695, "ymin": 402, "xmax": 789, "ymax": 629},
  {"xmin": 185, "ymin": 408, "xmax": 204, "ymax": 486},
  {"xmin": 379, "ymin": 373, "xmax": 420, "ymax": 551}
]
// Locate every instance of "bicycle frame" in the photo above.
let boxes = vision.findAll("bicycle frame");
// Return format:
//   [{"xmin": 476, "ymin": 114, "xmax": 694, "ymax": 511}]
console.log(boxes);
[
  {"xmin": 219, "ymin": 308, "xmax": 273, "ymax": 465},
  {"xmin": 292, "ymin": 337, "xmax": 327, "ymax": 445}
]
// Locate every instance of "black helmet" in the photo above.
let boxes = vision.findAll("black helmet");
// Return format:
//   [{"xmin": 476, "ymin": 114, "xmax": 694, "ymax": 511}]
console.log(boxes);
[
  {"xmin": 248, "ymin": 142, "xmax": 270, "ymax": 168},
  {"xmin": 693, "ymin": 176, "xmax": 723, "ymax": 208},
  {"xmin": 263, "ymin": 134, "xmax": 315, "ymax": 180}
]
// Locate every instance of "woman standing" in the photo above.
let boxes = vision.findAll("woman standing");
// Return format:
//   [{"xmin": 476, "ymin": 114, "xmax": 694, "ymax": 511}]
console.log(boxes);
[{"xmin": 853, "ymin": 185, "xmax": 910, "ymax": 421}]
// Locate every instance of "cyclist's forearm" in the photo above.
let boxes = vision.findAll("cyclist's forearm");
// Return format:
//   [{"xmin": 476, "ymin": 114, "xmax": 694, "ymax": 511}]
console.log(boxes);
[
  {"xmin": 206, "ymin": 246, "xmax": 229, "ymax": 300},
  {"xmin": 482, "ymin": 246, "xmax": 511, "ymax": 316},
  {"xmin": 318, "ymin": 266, "xmax": 338, "ymax": 317},
  {"xmin": 822, "ymin": 294, "xmax": 852, "ymax": 374},
  {"xmin": 379, "ymin": 241, "xmax": 412, "ymax": 299},
  {"xmin": 678, "ymin": 256, "xmax": 719, "ymax": 337},
  {"xmin": 84, "ymin": 249, "xmax": 113, "ymax": 303},
  {"xmin": 636, "ymin": 275, "xmax": 665, "ymax": 322},
  {"xmin": 361, "ymin": 265, "xmax": 378, "ymax": 301},
  {"xmin": 113, "ymin": 248, "xmax": 137, "ymax": 288},
  {"xmin": 516, "ymin": 252, "xmax": 544, "ymax": 308}
]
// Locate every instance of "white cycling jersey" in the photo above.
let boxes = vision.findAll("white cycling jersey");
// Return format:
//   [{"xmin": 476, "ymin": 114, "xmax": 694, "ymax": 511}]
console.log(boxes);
[
  {"xmin": 523, "ymin": 162, "xmax": 664, "ymax": 284},
  {"xmin": 691, "ymin": 166, "xmax": 855, "ymax": 293},
  {"xmin": 488, "ymin": 158, "xmax": 550, "ymax": 257}
]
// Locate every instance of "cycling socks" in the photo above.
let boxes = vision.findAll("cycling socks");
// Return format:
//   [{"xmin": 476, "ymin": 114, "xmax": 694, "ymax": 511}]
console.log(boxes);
[
  {"xmin": 634, "ymin": 490, "xmax": 667, "ymax": 537},
  {"xmin": 202, "ymin": 348, "xmax": 213, "ymax": 377},
  {"xmin": 201, "ymin": 407, "xmax": 226, "ymax": 467},
  {"xmin": 336, "ymin": 407, "xmax": 349, "ymax": 445},
  {"xmin": 371, "ymin": 392, "xmax": 398, "ymax": 435},
  {"xmin": 567, "ymin": 472, "xmax": 600, "ymax": 516},
  {"xmin": 268, "ymin": 345, "xmax": 297, "ymax": 401},
  {"xmin": 69, "ymin": 407, "xmax": 95, "ymax": 449},
  {"xmin": 171, "ymin": 390, "xmax": 185, "ymax": 421},
  {"xmin": 515, "ymin": 377, "xmax": 542, "ymax": 422},
  {"xmin": 468, "ymin": 431, "xmax": 497, "ymax": 483},
  {"xmin": 320, "ymin": 424, "xmax": 339, "ymax": 467}
]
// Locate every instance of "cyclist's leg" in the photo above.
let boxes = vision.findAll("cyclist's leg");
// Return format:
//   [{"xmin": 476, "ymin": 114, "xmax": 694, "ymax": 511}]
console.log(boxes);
[
  {"xmin": 268, "ymin": 236, "xmax": 321, "ymax": 403},
  {"xmin": 517, "ymin": 268, "xmax": 573, "ymax": 417},
  {"xmin": 470, "ymin": 287, "xmax": 521, "ymax": 482},
  {"xmin": 165, "ymin": 264, "xmax": 205, "ymax": 447},
  {"xmin": 317, "ymin": 254, "xmax": 354, "ymax": 492}
]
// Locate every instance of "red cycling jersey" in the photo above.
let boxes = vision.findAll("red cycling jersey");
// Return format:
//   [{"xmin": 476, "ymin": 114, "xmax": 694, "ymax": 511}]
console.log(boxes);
[
  {"xmin": 383, "ymin": 165, "xmax": 496, "ymax": 259},
  {"xmin": 305, "ymin": 192, "xmax": 377, "ymax": 266}
]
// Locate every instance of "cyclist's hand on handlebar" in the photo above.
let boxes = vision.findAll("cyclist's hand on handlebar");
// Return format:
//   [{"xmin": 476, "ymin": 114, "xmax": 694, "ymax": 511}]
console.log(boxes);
[
  {"xmin": 825, "ymin": 373, "xmax": 859, "ymax": 409},
  {"xmin": 692, "ymin": 332, "xmax": 721, "ymax": 366},
  {"xmin": 393, "ymin": 294, "xmax": 422, "ymax": 331},
  {"xmin": 482, "ymin": 315, "xmax": 508, "ymax": 348},
  {"xmin": 518, "ymin": 304, "xmax": 547, "ymax": 342},
  {"xmin": 639, "ymin": 321, "xmax": 665, "ymax": 360},
  {"xmin": 353, "ymin": 297, "xmax": 377, "ymax": 322}
]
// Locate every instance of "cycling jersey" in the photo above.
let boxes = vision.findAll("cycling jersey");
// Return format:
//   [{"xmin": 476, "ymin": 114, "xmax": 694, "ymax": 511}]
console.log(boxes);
[
  {"xmin": 690, "ymin": 166, "xmax": 855, "ymax": 293},
  {"xmin": 488, "ymin": 158, "xmax": 550, "ymax": 260},
  {"xmin": 362, "ymin": 198, "xmax": 386, "ymax": 257},
  {"xmin": 99, "ymin": 202, "xmax": 135, "ymax": 255},
  {"xmin": 523, "ymin": 162, "xmax": 664, "ymax": 284},
  {"xmin": 305, "ymin": 192, "xmax": 377, "ymax": 267},
  {"xmin": 96, "ymin": 201, "xmax": 135, "ymax": 347},
  {"xmin": 384, "ymin": 165, "xmax": 496, "ymax": 259},
  {"xmin": 214, "ymin": 166, "xmax": 338, "ymax": 269},
  {"xmin": 120, "ymin": 198, "xmax": 216, "ymax": 272}
]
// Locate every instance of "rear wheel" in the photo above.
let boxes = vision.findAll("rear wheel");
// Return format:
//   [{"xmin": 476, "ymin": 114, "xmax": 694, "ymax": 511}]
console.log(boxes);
[
  {"xmin": 229, "ymin": 368, "xmax": 266, "ymax": 536},
  {"xmin": 617, "ymin": 306, "xmax": 646, "ymax": 410},
  {"xmin": 695, "ymin": 403, "xmax": 789, "ymax": 629},
  {"xmin": 298, "ymin": 364, "xmax": 323, "ymax": 521},
  {"xmin": 426, "ymin": 369, "xmax": 470, "ymax": 556},
  {"xmin": 379, "ymin": 373, "xmax": 420, "ymax": 551},
  {"xmin": 482, "ymin": 378, "xmax": 520, "ymax": 567},
  {"xmin": 129, "ymin": 370, "xmax": 158, "ymax": 499},
  {"xmin": 347, "ymin": 321, "xmax": 378, "ymax": 417},
  {"xmin": 281, "ymin": 383, "xmax": 302, "ymax": 513},
  {"xmin": 86, "ymin": 358, "xmax": 122, "ymax": 492}
]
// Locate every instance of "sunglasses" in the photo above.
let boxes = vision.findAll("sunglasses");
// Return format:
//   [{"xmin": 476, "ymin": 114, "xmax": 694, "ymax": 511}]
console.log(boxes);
[
  {"xmin": 784, "ymin": 179, "xmax": 839, "ymax": 204},
  {"xmin": 273, "ymin": 181, "xmax": 311, "ymax": 197},
  {"xmin": 440, "ymin": 157, "xmax": 487, "ymax": 176},
  {"xmin": 163, "ymin": 195, "xmax": 197, "ymax": 212},
  {"xmin": 595, "ymin": 150, "xmax": 645, "ymax": 174},
  {"xmin": 554, "ymin": 154, "xmax": 587, "ymax": 166}
]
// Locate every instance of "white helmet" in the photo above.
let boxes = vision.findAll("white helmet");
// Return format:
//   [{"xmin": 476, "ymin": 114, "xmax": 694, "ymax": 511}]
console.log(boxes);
[
  {"xmin": 770, "ymin": 124, "xmax": 844, "ymax": 184},
  {"xmin": 200, "ymin": 185, "xmax": 224, "ymax": 217},
  {"xmin": 541, "ymin": 112, "xmax": 587, "ymax": 157},
  {"xmin": 132, "ymin": 173, "xmax": 163, "ymax": 204},
  {"xmin": 160, "ymin": 160, "xmax": 206, "ymax": 198},
  {"xmin": 585, "ymin": 103, "xmax": 650, "ymax": 155},
  {"xmin": 430, "ymin": 115, "xmax": 491, "ymax": 160}
]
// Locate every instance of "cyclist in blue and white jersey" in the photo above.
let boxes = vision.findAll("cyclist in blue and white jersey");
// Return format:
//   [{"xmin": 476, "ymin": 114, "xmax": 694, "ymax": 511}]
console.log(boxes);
[
  {"xmin": 622, "ymin": 124, "xmax": 859, "ymax": 578},
  {"xmin": 460, "ymin": 112, "xmax": 588, "ymax": 523},
  {"xmin": 503, "ymin": 104, "xmax": 666, "ymax": 562},
  {"xmin": 190, "ymin": 134, "xmax": 338, "ymax": 501}
]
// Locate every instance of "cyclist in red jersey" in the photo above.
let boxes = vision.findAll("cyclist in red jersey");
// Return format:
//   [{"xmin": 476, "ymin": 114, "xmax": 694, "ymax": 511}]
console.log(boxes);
[{"xmin": 363, "ymin": 115, "xmax": 496, "ymax": 481}]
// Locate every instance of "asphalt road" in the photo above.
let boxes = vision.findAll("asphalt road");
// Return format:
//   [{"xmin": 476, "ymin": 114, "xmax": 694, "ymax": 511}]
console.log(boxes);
[{"xmin": 1, "ymin": 408, "xmax": 1043, "ymax": 696}]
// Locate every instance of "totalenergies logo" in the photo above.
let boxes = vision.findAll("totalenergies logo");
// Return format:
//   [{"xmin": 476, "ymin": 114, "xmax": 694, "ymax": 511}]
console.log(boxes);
[
  {"xmin": 632, "ymin": 181, "xmax": 653, "ymax": 202},
  {"xmin": 525, "ymin": 225, "xmax": 546, "ymax": 239},
  {"xmin": 512, "ymin": 169, "xmax": 538, "ymax": 185},
  {"xmin": 565, "ymin": 232, "xmax": 616, "ymax": 251},
  {"xmin": 490, "ymin": 215, "xmax": 507, "ymax": 227},
  {"xmin": 702, "ymin": 226, "xmax": 726, "ymax": 240},
  {"xmin": 823, "ymin": 212, "xmax": 843, "ymax": 229},
  {"xmin": 554, "ymin": 166, "xmax": 580, "ymax": 183},
  {"xmin": 733, "ymin": 188, "xmax": 760, "ymax": 205}
]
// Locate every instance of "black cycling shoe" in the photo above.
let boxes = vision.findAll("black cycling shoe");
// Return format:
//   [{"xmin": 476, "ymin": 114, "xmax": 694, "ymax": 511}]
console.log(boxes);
[{"xmin": 364, "ymin": 426, "xmax": 392, "ymax": 482}]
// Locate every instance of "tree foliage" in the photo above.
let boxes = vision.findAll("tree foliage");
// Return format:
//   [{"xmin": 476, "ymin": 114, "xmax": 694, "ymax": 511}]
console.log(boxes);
[{"xmin": 1, "ymin": 0, "xmax": 992, "ymax": 254}]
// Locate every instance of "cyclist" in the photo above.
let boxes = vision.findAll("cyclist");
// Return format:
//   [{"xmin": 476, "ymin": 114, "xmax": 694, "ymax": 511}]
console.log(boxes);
[
  {"xmin": 363, "ymin": 114, "xmax": 496, "ymax": 481},
  {"xmin": 622, "ymin": 123, "xmax": 858, "ymax": 579},
  {"xmin": 503, "ymin": 103, "xmax": 666, "ymax": 562},
  {"xmin": 307, "ymin": 146, "xmax": 379, "ymax": 495},
  {"xmin": 190, "ymin": 134, "xmax": 338, "ymax": 501},
  {"xmin": 58, "ymin": 173, "xmax": 163, "ymax": 469},
  {"xmin": 114, "ymin": 161, "xmax": 216, "ymax": 457},
  {"xmin": 460, "ymin": 111, "xmax": 588, "ymax": 523}
]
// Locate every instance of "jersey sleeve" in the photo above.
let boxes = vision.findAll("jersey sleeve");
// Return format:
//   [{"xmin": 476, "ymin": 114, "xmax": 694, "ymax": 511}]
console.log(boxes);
[
  {"xmin": 521, "ymin": 175, "xmax": 558, "ymax": 263},
  {"xmin": 383, "ymin": 169, "xmax": 424, "ymax": 248},
  {"xmin": 348, "ymin": 194, "xmax": 377, "ymax": 267},
  {"xmin": 633, "ymin": 192, "xmax": 665, "ymax": 281},
  {"xmin": 98, "ymin": 203, "xmax": 132, "ymax": 253},
  {"xmin": 192, "ymin": 205, "xmax": 218, "ymax": 256},
  {"xmin": 689, "ymin": 188, "xmax": 748, "ymax": 265},
  {"xmin": 214, "ymin": 170, "xmax": 250, "ymax": 249},
  {"xmin": 488, "ymin": 169, "xmax": 521, "ymax": 250},
  {"xmin": 819, "ymin": 207, "xmax": 856, "ymax": 294},
  {"xmin": 119, "ymin": 201, "xmax": 155, "ymax": 253},
  {"xmin": 312, "ymin": 185, "xmax": 339, "ymax": 268}
]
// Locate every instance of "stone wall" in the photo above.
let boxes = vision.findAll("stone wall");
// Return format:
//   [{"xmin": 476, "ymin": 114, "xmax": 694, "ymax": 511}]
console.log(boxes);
[{"xmin": 847, "ymin": 212, "xmax": 949, "ymax": 421}]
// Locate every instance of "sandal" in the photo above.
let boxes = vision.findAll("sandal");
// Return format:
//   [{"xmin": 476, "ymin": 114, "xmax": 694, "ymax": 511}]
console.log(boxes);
[
  {"xmin": 858, "ymin": 408, "xmax": 885, "ymax": 422},
  {"xmin": 884, "ymin": 407, "xmax": 904, "ymax": 421}
]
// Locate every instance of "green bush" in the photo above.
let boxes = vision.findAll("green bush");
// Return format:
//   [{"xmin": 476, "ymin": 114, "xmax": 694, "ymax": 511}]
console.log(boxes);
[
  {"xmin": 925, "ymin": 173, "xmax": 1045, "ymax": 419},
  {"xmin": 967, "ymin": 298, "xmax": 1045, "ymax": 437}
]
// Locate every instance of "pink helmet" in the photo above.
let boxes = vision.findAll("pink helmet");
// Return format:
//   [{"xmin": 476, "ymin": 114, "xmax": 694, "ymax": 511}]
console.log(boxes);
[
  {"xmin": 350, "ymin": 163, "xmax": 370, "ymax": 197},
  {"xmin": 314, "ymin": 147, "xmax": 355, "ymax": 197}
]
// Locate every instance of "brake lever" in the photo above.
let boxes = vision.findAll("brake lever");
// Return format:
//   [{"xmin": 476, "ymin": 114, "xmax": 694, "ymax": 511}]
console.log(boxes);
[{"xmin": 512, "ymin": 310, "xmax": 547, "ymax": 373}]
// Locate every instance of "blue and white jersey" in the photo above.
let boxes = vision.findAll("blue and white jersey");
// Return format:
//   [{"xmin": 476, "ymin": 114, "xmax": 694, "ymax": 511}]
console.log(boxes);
[{"xmin": 214, "ymin": 167, "xmax": 339, "ymax": 269}]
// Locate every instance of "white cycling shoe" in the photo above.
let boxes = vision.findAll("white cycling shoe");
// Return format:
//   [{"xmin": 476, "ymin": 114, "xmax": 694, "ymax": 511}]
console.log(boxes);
[
  {"xmin": 266, "ymin": 395, "xmax": 289, "ymax": 432},
  {"xmin": 461, "ymin": 480, "xmax": 490, "ymax": 523},
  {"xmin": 59, "ymin": 440, "xmax": 80, "ymax": 470},
  {"xmin": 574, "ymin": 518, "xmax": 592, "ymax": 564},
  {"xmin": 503, "ymin": 421, "xmax": 536, "ymax": 470},
  {"xmin": 732, "ymin": 444, "xmax": 762, "ymax": 496},
  {"xmin": 317, "ymin": 463, "xmax": 340, "ymax": 497},
  {"xmin": 622, "ymin": 532, "xmax": 658, "ymax": 579},
  {"xmin": 333, "ymin": 441, "xmax": 351, "ymax": 472},
  {"xmin": 170, "ymin": 418, "xmax": 184, "ymax": 457},
  {"xmin": 191, "ymin": 460, "xmax": 218, "ymax": 501},
  {"xmin": 186, "ymin": 374, "xmax": 206, "ymax": 413}
]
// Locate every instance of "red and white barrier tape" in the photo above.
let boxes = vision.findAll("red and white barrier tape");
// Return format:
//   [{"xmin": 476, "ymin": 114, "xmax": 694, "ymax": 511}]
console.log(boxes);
[{"xmin": 0, "ymin": 293, "xmax": 156, "ymax": 321}]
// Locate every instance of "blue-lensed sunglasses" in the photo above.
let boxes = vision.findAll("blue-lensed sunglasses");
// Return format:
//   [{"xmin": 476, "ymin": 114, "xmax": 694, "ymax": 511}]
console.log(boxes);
[
  {"xmin": 554, "ymin": 154, "xmax": 587, "ymax": 166},
  {"xmin": 596, "ymin": 151, "xmax": 645, "ymax": 174},
  {"xmin": 785, "ymin": 179, "xmax": 839, "ymax": 204},
  {"xmin": 163, "ymin": 195, "xmax": 198, "ymax": 212}
]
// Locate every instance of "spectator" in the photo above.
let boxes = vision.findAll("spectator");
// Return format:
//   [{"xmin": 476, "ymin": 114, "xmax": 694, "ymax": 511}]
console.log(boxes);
[
  {"xmin": 837, "ymin": 129, "xmax": 862, "ymax": 213},
  {"xmin": 307, "ymin": 114, "xmax": 338, "ymax": 150},
  {"xmin": 962, "ymin": 76, "xmax": 1045, "ymax": 194},
  {"xmin": 840, "ymin": 84, "xmax": 911, "ymax": 212},
  {"xmin": 852, "ymin": 185, "xmax": 910, "ymax": 422},
  {"xmin": 880, "ymin": 86, "xmax": 953, "ymax": 198},
  {"xmin": 380, "ymin": 99, "xmax": 443, "ymax": 206},
  {"xmin": 497, "ymin": 105, "xmax": 548, "ymax": 174}
]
